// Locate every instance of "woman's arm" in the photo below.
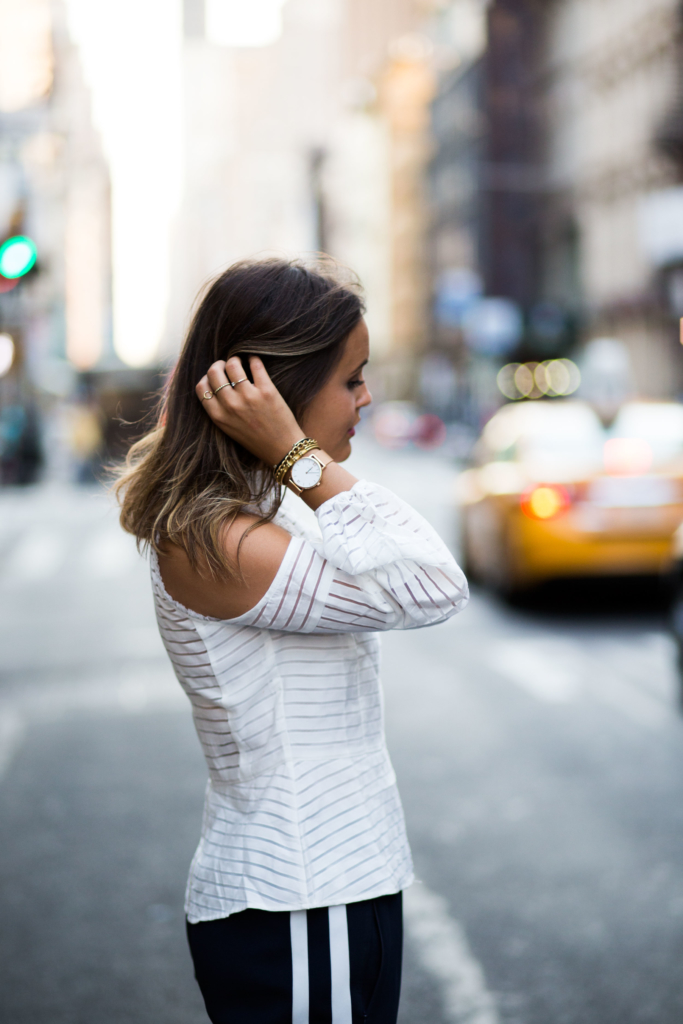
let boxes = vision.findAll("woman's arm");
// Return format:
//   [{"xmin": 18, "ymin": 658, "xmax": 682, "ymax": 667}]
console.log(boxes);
[
  {"xmin": 158, "ymin": 352, "xmax": 364, "ymax": 619},
  {"xmin": 158, "ymin": 483, "xmax": 469, "ymax": 627},
  {"xmin": 168, "ymin": 354, "xmax": 468, "ymax": 626}
]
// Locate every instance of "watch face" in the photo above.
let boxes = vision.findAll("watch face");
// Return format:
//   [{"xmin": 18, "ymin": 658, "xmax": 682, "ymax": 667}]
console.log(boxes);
[{"xmin": 291, "ymin": 456, "xmax": 322, "ymax": 489}]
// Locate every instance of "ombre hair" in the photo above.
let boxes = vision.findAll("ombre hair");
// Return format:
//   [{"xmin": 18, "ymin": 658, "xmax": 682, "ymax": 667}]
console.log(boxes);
[{"xmin": 114, "ymin": 256, "xmax": 364, "ymax": 576}]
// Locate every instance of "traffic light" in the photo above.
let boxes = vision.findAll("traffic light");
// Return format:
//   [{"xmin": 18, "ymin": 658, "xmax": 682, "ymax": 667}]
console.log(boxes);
[{"xmin": 0, "ymin": 235, "xmax": 37, "ymax": 279}]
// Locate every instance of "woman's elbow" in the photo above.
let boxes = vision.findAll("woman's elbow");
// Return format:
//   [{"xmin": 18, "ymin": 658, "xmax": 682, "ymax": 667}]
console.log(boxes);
[
  {"xmin": 433, "ymin": 579, "xmax": 469, "ymax": 623},
  {"xmin": 402, "ymin": 573, "xmax": 469, "ymax": 629}
]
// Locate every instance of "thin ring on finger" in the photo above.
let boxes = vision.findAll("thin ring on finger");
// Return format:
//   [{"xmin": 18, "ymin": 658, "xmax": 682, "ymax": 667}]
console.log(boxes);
[
  {"xmin": 213, "ymin": 382, "xmax": 231, "ymax": 395},
  {"xmin": 230, "ymin": 378, "xmax": 248, "ymax": 388},
  {"xmin": 202, "ymin": 390, "xmax": 214, "ymax": 401}
]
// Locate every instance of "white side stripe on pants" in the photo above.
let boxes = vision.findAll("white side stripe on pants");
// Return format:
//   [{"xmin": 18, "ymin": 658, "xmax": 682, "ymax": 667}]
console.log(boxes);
[
  {"xmin": 328, "ymin": 904, "xmax": 353, "ymax": 1024},
  {"xmin": 290, "ymin": 906, "xmax": 353, "ymax": 1024},
  {"xmin": 290, "ymin": 910, "xmax": 309, "ymax": 1024}
]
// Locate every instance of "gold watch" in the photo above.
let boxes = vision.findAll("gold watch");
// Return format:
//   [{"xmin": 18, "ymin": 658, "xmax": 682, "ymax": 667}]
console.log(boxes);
[{"xmin": 287, "ymin": 450, "xmax": 333, "ymax": 494}]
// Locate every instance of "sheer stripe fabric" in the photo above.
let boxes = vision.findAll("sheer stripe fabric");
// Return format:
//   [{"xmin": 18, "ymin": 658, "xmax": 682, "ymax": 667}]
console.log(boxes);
[{"xmin": 151, "ymin": 481, "xmax": 468, "ymax": 923}]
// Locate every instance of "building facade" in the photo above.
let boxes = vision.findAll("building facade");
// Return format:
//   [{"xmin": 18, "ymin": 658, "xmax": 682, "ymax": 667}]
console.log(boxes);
[
  {"xmin": 542, "ymin": 0, "xmax": 683, "ymax": 397},
  {"xmin": 428, "ymin": 0, "xmax": 683, "ymax": 414},
  {"xmin": 169, "ymin": 0, "xmax": 438, "ymax": 399},
  {"xmin": 0, "ymin": 0, "xmax": 112, "ymax": 483}
]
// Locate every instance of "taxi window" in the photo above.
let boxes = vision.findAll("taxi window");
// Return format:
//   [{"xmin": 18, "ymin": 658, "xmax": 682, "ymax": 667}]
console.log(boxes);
[
  {"xmin": 610, "ymin": 403, "xmax": 683, "ymax": 465},
  {"xmin": 519, "ymin": 421, "xmax": 604, "ymax": 462},
  {"xmin": 480, "ymin": 402, "xmax": 604, "ymax": 465}
]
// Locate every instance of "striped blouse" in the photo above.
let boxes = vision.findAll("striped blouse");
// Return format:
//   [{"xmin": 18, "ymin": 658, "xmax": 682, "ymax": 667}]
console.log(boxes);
[{"xmin": 151, "ymin": 480, "xmax": 468, "ymax": 923}]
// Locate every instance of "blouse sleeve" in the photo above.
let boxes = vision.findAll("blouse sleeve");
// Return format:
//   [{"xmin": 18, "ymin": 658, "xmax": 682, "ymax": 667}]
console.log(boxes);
[{"xmin": 238, "ymin": 480, "xmax": 468, "ymax": 635}]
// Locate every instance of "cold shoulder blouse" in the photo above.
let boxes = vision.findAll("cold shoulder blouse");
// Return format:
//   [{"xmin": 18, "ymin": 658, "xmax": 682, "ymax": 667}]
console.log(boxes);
[{"xmin": 150, "ymin": 480, "xmax": 468, "ymax": 923}]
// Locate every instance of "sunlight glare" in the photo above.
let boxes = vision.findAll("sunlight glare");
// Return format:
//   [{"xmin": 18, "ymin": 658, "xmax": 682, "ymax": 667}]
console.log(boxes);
[
  {"xmin": 0, "ymin": 0, "xmax": 53, "ymax": 113},
  {"xmin": 65, "ymin": 0, "xmax": 184, "ymax": 367},
  {"xmin": 206, "ymin": 0, "xmax": 288, "ymax": 48}
]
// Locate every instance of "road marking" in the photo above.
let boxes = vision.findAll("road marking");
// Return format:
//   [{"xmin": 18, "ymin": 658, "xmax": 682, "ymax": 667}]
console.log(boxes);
[
  {"xmin": 488, "ymin": 637, "xmax": 581, "ymax": 703},
  {"xmin": 80, "ymin": 529, "xmax": 142, "ymax": 578},
  {"xmin": 13, "ymin": 669, "xmax": 185, "ymax": 720},
  {"xmin": 0, "ymin": 669, "xmax": 186, "ymax": 788},
  {"xmin": 585, "ymin": 656, "xmax": 671, "ymax": 728},
  {"xmin": 0, "ymin": 711, "xmax": 25, "ymax": 781},
  {"xmin": 403, "ymin": 883, "xmax": 499, "ymax": 1024},
  {"xmin": 3, "ymin": 530, "xmax": 67, "ymax": 582},
  {"xmin": 487, "ymin": 633, "xmax": 677, "ymax": 726}
]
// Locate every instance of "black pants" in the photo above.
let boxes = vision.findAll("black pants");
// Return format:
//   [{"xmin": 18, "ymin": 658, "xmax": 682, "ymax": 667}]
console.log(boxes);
[{"xmin": 187, "ymin": 891, "xmax": 403, "ymax": 1024}]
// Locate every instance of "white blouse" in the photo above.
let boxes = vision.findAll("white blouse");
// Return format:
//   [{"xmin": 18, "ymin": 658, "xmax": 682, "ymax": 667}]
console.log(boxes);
[{"xmin": 151, "ymin": 480, "xmax": 468, "ymax": 924}]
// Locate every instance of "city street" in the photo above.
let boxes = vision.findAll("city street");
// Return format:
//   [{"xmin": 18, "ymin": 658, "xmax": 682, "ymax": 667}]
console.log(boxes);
[{"xmin": 2, "ymin": 437, "xmax": 683, "ymax": 1024}]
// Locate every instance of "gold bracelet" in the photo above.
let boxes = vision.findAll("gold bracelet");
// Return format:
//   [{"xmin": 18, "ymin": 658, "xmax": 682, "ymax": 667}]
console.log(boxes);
[{"xmin": 273, "ymin": 438, "xmax": 319, "ymax": 486}]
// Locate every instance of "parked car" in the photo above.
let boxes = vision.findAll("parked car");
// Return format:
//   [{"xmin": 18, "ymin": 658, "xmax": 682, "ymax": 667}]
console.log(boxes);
[{"xmin": 457, "ymin": 399, "xmax": 683, "ymax": 594}]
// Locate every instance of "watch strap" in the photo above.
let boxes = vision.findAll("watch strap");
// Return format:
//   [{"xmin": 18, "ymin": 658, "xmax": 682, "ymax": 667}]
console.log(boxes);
[
  {"xmin": 273, "ymin": 438, "xmax": 319, "ymax": 486},
  {"xmin": 286, "ymin": 451, "xmax": 334, "ymax": 495}
]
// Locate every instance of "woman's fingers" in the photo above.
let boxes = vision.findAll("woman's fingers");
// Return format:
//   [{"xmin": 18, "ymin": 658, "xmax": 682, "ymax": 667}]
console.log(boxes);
[
  {"xmin": 199, "ymin": 356, "xmax": 266, "ymax": 398},
  {"xmin": 224, "ymin": 356, "xmax": 248, "ymax": 385},
  {"xmin": 206, "ymin": 360, "xmax": 230, "ymax": 393},
  {"xmin": 194, "ymin": 352, "xmax": 302, "ymax": 465},
  {"xmin": 249, "ymin": 355, "xmax": 272, "ymax": 388},
  {"xmin": 224, "ymin": 356, "xmax": 252, "ymax": 391},
  {"xmin": 196, "ymin": 373, "xmax": 214, "ymax": 401}
]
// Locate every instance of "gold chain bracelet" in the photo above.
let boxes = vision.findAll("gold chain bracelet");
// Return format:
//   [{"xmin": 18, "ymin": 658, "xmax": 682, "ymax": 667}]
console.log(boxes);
[{"xmin": 273, "ymin": 438, "xmax": 319, "ymax": 486}]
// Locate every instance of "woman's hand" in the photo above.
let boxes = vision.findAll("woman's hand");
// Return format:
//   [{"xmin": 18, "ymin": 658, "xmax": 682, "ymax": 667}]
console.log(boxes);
[{"xmin": 196, "ymin": 356, "xmax": 304, "ymax": 466}]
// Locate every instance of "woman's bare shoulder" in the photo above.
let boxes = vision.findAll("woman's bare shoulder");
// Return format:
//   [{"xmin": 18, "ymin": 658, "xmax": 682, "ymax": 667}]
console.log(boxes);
[{"xmin": 157, "ymin": 515, "xmax": 293, "ymax": 620}]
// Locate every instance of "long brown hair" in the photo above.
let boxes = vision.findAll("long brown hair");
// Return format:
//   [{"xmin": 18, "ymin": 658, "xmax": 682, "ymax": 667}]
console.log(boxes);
[{"xmin": 115, "ymin": 257, "xmax": 364, "ymax": 576}]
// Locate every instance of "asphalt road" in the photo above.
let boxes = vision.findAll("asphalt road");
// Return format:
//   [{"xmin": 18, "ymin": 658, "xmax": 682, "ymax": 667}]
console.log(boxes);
[{"xmin": 1, "ymin": 436, "xmax": 683, "ymax": 1024}]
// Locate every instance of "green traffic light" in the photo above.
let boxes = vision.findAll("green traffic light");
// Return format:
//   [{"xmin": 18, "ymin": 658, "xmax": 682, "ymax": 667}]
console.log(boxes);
[{"xmin": 0, "ymin": 235, "xmax": 37, "ymax": 279}]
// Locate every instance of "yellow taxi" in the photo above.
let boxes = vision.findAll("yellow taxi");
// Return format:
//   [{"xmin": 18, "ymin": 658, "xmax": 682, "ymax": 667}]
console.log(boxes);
[{"xmin": 457, "ymin": 399, "xmax": 683, "ymax": 593}]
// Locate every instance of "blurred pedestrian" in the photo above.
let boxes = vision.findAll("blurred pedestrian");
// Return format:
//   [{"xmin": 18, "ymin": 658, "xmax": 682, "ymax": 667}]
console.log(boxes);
[
  {"xmin": 115, "ymin": 258, "xmax": 469, "ymax": 1024},
  {"xmin": 66, "ymin": 393, "xmax": 104, "ymax": 483},
  {"xmin": 0, "ymin": 401, "xmax": 42, "ymax": 485}
]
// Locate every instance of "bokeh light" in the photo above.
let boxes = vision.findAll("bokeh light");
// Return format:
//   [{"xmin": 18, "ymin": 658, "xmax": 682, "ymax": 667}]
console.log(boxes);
[
  {"xmin": 0, "ymin": 235, "xmax": 37, "ymax": 278},
  {"xmin": 412, "ymin": 413, "xmax": 447, "ymax": 450},
  {"xmin": 0, "ymin": 275, "xmax": 18, "ymax": 294},
  {"xmin": 521, "ymin": 484, "xmax": 570, "ymax": 520},
  {"xmin": 373, "ymin": 407, "xmax": 413, "ymax": 449},
  {"xmin": 497, "ymin": 359, "xmax": 581, "ymax": 401},
  {"xmin": 0, "ymin": 332, "xmax": 15, "ymax": 377}
]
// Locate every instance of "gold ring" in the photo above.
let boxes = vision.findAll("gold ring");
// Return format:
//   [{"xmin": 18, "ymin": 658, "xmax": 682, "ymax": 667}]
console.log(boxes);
[
  {"xmin": 202, "ymin": 390, "xmax": 214, "ymax": 401},
  {"xmin": 231, "ymin": 378, "xmax": 248, "ymax": 387},
  {"xmin": 213, "ymin": 382, "xmax": 231, "ymax": 395}
]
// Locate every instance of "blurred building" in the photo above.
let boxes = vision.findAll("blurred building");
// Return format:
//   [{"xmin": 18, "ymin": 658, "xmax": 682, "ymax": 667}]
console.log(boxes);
[
  {"xmin": 168, "ymin": 0, "xmax": 438, "ymax": 399},
  {"xmin": 430, "ymin": 58, "xmax": 482, "ymax": 307},
  {"xmin": 426, "ymin": 0, "xmax": 492, "ymax": 422},
  {"xmin": 481, "ymin": 0, "xmax": 544, "ymax": 315},
  {"xmin": 327, "ymin": 1, "xmax": 436, "ymax": 399},
  {"xmin": 0, "ymin": 0, "xmax": 115, "ymax": 483},
  {"xmin": 428, "ymin": 0, "xmax": 683, "ymax": 418},
  {"xmin": 1, "ymin": 0, "xmax": 449, "ymax": 488},
  {"xmin": 7, "ymin": 0, "xmax": 506, "ymax": 480},
  {"xmin": 166, "ymin": 0, "xmax": 344, "ymax": 358},
  {"xmin": 542, "ymin": 0, "xmax": 683, "ymax": 398}
]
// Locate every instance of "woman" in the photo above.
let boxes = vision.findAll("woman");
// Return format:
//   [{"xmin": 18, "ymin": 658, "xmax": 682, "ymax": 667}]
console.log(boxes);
[{"xmin": 116, "ymin": 258, "xmax": 468, "ymax": 1024}]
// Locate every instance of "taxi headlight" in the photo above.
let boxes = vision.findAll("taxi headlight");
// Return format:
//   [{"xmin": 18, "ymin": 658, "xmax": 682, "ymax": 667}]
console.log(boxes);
[{"xmin": 521, "ymin": 485, "xmax": 570, "ymax": 520}]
